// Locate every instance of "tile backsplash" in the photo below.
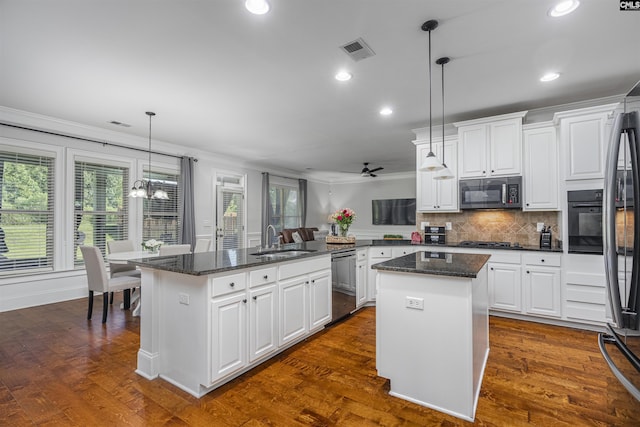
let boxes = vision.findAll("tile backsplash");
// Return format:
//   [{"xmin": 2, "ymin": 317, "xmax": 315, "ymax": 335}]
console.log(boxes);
[{"xmin": 417, "ymin": 210, "xmax": 561, "ymax": 247}]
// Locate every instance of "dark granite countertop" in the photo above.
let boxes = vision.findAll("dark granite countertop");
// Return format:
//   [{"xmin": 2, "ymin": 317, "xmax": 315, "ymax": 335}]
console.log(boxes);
[
  {"xmin": 129, "ymin": 240, "xmax": 371, "ymax": 276},
  {"xmin": 370, "ymin": 239, "xmax": 562, "ymax": 253},
  {"xmin": 371, "ymin": 251, "xmax": 491, "ymax": 278},
  {"xmin": 129, "ymin": 237, "xmax": 556, "ymax": 277}
]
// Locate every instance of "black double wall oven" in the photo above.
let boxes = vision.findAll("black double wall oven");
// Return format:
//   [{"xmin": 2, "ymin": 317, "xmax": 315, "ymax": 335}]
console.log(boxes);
[{"xmin": 567, "ymin": 189, "xmax": 603, "ymax": 254}]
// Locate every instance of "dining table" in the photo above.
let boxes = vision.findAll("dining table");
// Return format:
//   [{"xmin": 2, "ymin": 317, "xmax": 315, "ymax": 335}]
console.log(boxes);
[{"xmin": 106, "ymin": 251, "xmax": 159, "ymax": 316}]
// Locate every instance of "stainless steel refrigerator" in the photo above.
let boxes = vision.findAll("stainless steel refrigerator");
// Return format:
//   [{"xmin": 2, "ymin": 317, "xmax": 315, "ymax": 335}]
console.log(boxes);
[{"xmin": 602, "ymin": 80, "xmax": 640, "ymax": 401}]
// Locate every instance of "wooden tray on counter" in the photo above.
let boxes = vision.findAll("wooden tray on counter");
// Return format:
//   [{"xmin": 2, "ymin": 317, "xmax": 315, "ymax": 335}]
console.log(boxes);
[{"xmin": 326, "ymin": 235, "xmax": 356, "ymax": 244}]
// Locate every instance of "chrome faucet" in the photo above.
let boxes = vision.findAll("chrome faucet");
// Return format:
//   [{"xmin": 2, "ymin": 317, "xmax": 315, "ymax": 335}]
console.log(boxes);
[{"xmin": 265, "ymin": 224, "xmax": 278, "ymax": 248}]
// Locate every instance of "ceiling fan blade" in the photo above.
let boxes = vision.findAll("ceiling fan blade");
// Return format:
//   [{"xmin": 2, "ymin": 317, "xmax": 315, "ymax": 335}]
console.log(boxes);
[
  {"xmin": 369, "ymin": 167, "xmax": 383, "ymax": 173},
  {"xmin": 369, "ymin": 173, "xmax": 377, "ymax": 177}
]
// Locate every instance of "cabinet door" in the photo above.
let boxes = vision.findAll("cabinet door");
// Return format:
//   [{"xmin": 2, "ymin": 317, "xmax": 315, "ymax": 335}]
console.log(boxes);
[
  {"xmin": 488, "ymin": 262, "xmax": 522, "ymax": 312},
  {"xmin": 356, "ymin": 262, "xmax": 367, "ymax": 307},
  {"xmin": 416, "ymin": 142, "xmax": 458, "ymax": 212},
  {"xmin": 279, "ymin": 277, "xmax": 308, "ymax": 346},
  {"xmin": 490, "ymin": 119, "xmax": 522, "ymax": 176},
  {"xmin": 523, "ymin": 126, "xmax": 558, "ymax": 210},
  {"xmin": 309, "ymin": 271, "xmax": 331, "ymax": 330},
  {"xmin": 561, "ymin": 112, "xmax": 609, "ymax": 180},
  {"xmin": 458, "ymin": 124, "xmax": 488, "ymax": 178},
  {"xmin": 524, "ymin": 267, "xmax": 561, "ymax": 317},
  {"xmin": 248, "ymin": 284, "xmax": 278, "ymax": 363},
  {"xmin": 211, "ymin": 293, "xmax": 247, "ymax": 382}
]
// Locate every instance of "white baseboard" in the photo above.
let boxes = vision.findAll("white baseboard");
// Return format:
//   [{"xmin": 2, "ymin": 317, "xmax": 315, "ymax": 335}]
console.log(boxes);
[{"xmin": 0, "ymin": 272, "xmax": 87, "ymax": 312}]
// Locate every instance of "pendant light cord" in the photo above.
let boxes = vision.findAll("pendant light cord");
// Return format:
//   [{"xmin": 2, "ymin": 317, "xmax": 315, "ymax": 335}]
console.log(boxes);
[
  {"xmin": 441, "ymin": 60, "xmax": 445, "ymax": 165},
  {"xmin": 428, "ymin": 29, "xmax": 433, "ymax": 153}
]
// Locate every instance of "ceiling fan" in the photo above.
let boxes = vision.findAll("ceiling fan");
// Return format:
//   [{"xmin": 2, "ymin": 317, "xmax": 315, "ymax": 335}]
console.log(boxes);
[{"xmin": 359, "ymin": 162, "xmax": 384, "ymax": 177}]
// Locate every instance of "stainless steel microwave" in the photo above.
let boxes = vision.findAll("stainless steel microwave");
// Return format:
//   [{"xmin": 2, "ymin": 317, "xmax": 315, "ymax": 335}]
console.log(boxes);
[{"xmin": 459, "ymin": 176, "xmax": 522, "ymax": 209}]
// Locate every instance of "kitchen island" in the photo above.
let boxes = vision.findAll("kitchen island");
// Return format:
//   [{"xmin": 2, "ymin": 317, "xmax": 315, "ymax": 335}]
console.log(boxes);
[
  {"xmin": 129, "ymin": 240, "xmax": 369, "ymax": 397},
  {"xmin": 372, "ymin": 250, "xmax": 490, "ymax": 422}
]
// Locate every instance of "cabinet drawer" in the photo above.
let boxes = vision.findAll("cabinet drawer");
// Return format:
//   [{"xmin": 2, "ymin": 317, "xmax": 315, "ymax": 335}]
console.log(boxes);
[
  {"xmin": 211, "ymin": 272, "xmax": 247, "ymax": 297},
  {"xmin": 279, "ymin": 256, "xmax": 330, "ymax": 280},
  {"xmin": 249, "ymin": 267, "xmax": 277, "ymax": 288},
  {"xmin": 523, "ymin": 253, "xmax": 561, "ymax": 267},
  {"xmin": 369, "ymin": 248, "xmax": 392, "ymax": 259},
  {"xmin": 487, "ymin": 251, "xmax": 521, "ymax": 264},
  {"xmin": 357, "ymin": 249, "xmax": 368, "ymax": 261}
]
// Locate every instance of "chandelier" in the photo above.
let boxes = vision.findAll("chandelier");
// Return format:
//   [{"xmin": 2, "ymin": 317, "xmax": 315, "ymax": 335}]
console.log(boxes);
[{"xmin": 129, "ymin": 111, "xmax": 169, "ymax": 200}]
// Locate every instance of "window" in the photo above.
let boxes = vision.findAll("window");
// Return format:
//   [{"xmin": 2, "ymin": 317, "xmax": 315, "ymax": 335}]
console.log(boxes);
[
  {"xmin": 74, "ymin": 161, "xmax": 129, "ymax": 265},
  {"xmin": 0, "ymin": 151, "xmax": 55, "ymax": 274},
  {"xmin": 142, "ymin": 169, "xmax": 179, "ymax": 244},
  {"xmin": 269, "ymin": 183, "xmax": 300, "ymax": 232}
]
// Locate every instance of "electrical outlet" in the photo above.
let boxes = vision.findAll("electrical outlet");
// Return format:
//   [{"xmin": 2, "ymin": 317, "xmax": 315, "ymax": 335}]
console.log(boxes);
[
  {"xmin": 179, "ymin": 292, "xmax": 190, "ymax": 305},
  {"xmin": 445, "ymin": 222, "xmax": 452, "ymax": 231},
  {"xmin": 537, "ymin": 222, "xmax": 545, "ymax": 232},
  {"xmin": 420, "ymin": 221, "xmax": 429, "ymax": 230},
  {"xmin": 406, "ymin": 296, "xmax": 424, "ymax": 310}
]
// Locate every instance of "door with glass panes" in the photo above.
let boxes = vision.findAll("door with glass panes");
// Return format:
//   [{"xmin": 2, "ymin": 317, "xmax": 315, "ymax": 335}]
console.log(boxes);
[{"xmin": 216, "ymin": 187, "xmax": 244, "ymax": 250}]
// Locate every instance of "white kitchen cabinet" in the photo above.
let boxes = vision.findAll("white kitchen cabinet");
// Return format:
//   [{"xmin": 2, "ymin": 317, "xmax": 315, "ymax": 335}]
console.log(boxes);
[
  {"xmin": 553, "ymin": 104, "xmax": 617, "ymax": 181},
  {"xmin": 278, "ymin": 275, "xmax": 308, "ymax": 346},
  {"xmin": 488, "ymin": 262, "xmax": 522, "ymax": 312},
  {"xmin": 523, "ymin": 253, "xmax": 562, "ymax": 318},
  {"xmin": 248, "ymin": 283, "xmax": 278, "ymax": 363},
  {"xmin": 523, "ymin": 124, "xmax": 559, "ymax": 210},
  {"xmin": 367, "ymin": 247, "xmax": 392, "ymax": 302},
  {"xmin": 415, "ymin": 138, "xmax": 459, "ymax": 212},
  {"xmin": 455, "ymin": 111, "xmax": 526, "ymax": 179},
  {"xmin": 309, "ymin": 270, "xmax": 331, "ymax": 330},
  {"xmin": 563, "ymin": 254, "xmax": 607, "ymax": 324},
  {"xmin": 391, "ymin": 246, "xmax": 419, "ymax": 258},
  {"xmin": 356, "ymin": 261, "xmax": 367, "ymax": 307},
  {"xmin": 211, "ymin": 292, "xmax": 247, "ymax": 383}
]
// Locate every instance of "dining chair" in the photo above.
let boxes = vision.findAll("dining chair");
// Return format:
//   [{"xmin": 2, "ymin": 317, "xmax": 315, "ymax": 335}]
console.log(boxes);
[
  {"xmin": 159, "ymin": 244, "xmax": 191, "ymax": 256},
  {"xmin": 194, "ymin": 238, "xmax": 212, "ymax": 253},
  {"xmin": 107, "ymin": 239, "xmax": 141, "ymax": 309},
  {"xmin": 80, "ymin": 245, "xmax": 141, "ymax": 323}
]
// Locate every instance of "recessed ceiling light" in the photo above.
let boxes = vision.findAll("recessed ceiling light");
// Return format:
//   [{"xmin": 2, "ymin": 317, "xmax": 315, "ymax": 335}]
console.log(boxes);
[
  {"xmin": 380, "ymin": 107, "xmax": 393, "ymax": 116},
  {"xmin": 548, "ymin": 0, "xmax": 580, "ymax": 17},
  {"xmin": 335, "ymin": 70, "xmax": 352, "ymax": 82},
  {"xmin": 245, "ymin": 0, "xmax": 270, "ymax": 15},
  {"xmin": 540, "ymin": 72, "xmax": 560, "ymax": 82}
]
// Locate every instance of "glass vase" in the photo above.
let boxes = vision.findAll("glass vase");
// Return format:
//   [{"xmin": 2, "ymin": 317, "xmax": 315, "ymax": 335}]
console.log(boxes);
[{"xmin": 339, "ymin": 224, "xmax": 349, "ymax": 237}]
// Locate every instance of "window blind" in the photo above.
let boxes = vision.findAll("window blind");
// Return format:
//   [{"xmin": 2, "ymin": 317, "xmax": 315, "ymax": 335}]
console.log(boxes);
[
  {"xmin": 0, "ymin": 151, "xmax": 55, "ymax": 274},
  {"xmin": 142, "ymin": 170, "xmax": 179, "ymax": 244},
  {"xmin": 269, "ymin": 184, "xmax": 300, "ymax": 232},
  {"xmin": 74, "ymin": 161, "xmax": 129, "ymax": 265}
]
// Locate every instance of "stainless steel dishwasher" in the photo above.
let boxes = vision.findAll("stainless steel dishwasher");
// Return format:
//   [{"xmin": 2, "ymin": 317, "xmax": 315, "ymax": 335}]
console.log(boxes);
[{"xmin": 330, "ymin": 248, "xmax": 357, "ymax": 323}]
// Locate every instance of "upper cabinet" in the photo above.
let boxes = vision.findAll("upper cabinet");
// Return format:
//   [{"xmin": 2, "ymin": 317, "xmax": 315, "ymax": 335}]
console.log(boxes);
[
  {"xmin": 454, "ymin": 111, "xmax": 527, "ymax": 179},
  {"xmin": 414, "ymin": 136, "xmax": 459, "ymax": 212},
  {"xmin": 553, "ymin": 104, "xmax": 618, "ymax": 181},
  {"xmin": 523, "ymin": 123, "xmax": 559, "ymax": 211}
]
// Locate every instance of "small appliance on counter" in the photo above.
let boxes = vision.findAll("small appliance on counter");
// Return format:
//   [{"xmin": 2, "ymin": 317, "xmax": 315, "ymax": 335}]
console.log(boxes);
[
  {"xmin": 540, "ymin": 226, "xmax": 552, "ymax": 249},
  {"xmin": 424, "ymin": 226, "xmax": 446, "ymax": 245}
]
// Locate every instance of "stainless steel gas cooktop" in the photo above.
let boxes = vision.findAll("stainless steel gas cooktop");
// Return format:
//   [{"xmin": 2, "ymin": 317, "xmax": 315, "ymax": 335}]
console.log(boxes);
[{"xmin": 457, "ymin": 241, "xmax": 522, "ymax": 249}]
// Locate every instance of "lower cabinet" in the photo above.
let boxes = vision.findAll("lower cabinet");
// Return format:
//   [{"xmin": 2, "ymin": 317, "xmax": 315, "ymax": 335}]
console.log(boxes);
[
  {"xmin": 523, "ymin": 253, "xmax": 561, "ymax": 318},
  {"xmin": 488, "ymin": 262, "xmax": 522, "ymax": 312},
  {"xmin": 211, "ymin": 292, "xmax": 247, "ymax": 383},
  {"xmin": 209, "ymin": 256, "xmax": 331, "ymax": 387},
  {"xmin": 248, "ymin": 284, "xmax": 278, "ymax": 363},
  {"xmin": 309, "ymin": 271, "xmax": 332, "ymax": 331},
  {"xmin": 279, "ymin": 276, "xmax": 308, "ymax": 346},
  {"xmin": 356, "ymin": 261, "xmax": 367, "ymax": 307}
]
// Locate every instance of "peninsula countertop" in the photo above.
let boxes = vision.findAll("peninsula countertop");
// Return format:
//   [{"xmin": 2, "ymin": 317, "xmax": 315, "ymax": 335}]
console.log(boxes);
[{"xmin": 371, "ymin": 250, "xmax": 491, "ymax": 278}]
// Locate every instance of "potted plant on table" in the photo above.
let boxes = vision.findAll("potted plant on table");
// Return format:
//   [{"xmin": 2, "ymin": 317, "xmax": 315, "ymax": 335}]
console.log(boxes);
[{"xmin": 142, "ymin": 239, "xmax": 163, "ymax": 253}]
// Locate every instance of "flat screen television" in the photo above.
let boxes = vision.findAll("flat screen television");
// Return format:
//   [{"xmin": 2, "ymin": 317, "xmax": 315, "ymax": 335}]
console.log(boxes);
[{"xmin": 372, "ymin": 198, "xmax": 416, "ymax": 225}]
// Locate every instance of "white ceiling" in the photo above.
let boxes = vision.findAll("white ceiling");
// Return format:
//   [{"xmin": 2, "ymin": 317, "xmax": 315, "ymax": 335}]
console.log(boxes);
[{"xmin": 1, "ymin": 1, "xmax": 639, "ymax": 180}]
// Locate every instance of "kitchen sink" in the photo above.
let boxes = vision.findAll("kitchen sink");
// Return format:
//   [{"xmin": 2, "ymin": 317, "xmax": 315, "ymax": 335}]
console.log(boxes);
[{"xmin": 251, "ymin": 249, "xmax": 316, "ymax": 259}]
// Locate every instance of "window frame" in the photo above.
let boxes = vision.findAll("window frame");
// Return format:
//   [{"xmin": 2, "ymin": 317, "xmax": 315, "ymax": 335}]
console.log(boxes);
[
  {"xmin": 269, "ymin": 177, "xmax": 301, "ymax": 232},
  {"xmin": 0, "ymin": 139, "xmax": 61, "ymax": 276}
]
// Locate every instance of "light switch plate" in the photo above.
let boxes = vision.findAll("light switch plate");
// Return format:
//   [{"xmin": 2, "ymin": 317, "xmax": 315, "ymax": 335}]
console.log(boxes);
[
  {"xmin": 179, "ymin": 293, "xmax": 190, "ymax": 305},
  {"xmin": 445, "ymin": 222, "xmax": 452, "ymax": 230},
  {"xmin": 420, "ymin": 221, "xmax": 429, "ymax": 229},
  {"xmin": 537, "ymin": 222, "xmax": 544, "ymax": 232}
]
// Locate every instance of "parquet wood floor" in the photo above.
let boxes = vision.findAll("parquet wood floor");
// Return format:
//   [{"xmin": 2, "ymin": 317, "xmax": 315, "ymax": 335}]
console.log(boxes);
[{"xmin": 1, "ymin": 298, "xmax": 639, "ymax": 426}]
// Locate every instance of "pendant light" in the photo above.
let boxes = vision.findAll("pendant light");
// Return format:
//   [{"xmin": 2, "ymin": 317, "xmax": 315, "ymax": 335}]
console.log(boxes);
[
  {"xmin": 129, "ymin": 112, "xmax": 169, "ymax": 200},
  {"xmin": 434, "ymin": 57, "xmax": 454, "ymax": 180},
  {"xmin": 419, "ymin": 20, "xmax": 444, "ymax": 172}
]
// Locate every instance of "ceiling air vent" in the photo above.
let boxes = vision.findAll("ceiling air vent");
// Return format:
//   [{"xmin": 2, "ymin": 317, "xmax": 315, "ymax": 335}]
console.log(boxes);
[{"xmin": 340, "ymin": 37, "xmax": 375, "ymax": 62}]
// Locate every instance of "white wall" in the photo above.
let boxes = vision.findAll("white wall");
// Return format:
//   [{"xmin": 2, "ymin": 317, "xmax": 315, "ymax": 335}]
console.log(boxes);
[{"xmin": 329, "ymin": 173, "xmax": 417, "ymax": 239}]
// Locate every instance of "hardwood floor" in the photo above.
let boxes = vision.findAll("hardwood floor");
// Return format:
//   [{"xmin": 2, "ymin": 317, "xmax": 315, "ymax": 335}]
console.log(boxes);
[{"xmin": 1, "ymin": 298, "xmax": 639, "ymax": 426}]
